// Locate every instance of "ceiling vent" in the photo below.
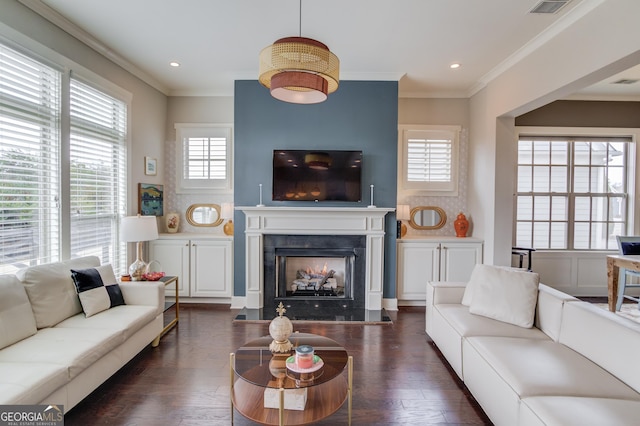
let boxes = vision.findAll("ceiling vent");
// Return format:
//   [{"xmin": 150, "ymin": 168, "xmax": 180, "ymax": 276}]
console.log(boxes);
[
  {"xmin": 530, "ymin": 1, "xmax": 571, "ymax": 14},
  {"xmin": 612, "ymin": 79, "xmax": 639, "ymax": 85}
]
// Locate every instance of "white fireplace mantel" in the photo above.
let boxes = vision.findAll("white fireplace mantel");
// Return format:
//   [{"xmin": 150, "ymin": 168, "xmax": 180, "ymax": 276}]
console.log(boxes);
[{"xmin": 238, "ymin": 206, "xmax": 394, "ymax": 310}]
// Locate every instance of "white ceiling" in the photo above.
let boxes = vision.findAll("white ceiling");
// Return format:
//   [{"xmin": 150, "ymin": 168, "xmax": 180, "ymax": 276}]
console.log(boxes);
[{"xmin": 23, "ymin": 0, "xmax": 640, "ymax": 100}]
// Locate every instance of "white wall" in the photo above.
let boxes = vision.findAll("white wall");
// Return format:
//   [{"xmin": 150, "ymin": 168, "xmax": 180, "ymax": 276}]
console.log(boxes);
[
  {"xmin": 397, "ymin": 98, "xmax": 470, "ymax": 237},
  {"xmin": 469, "ymin": 0, "xmax": 640, "ymax": 265},
  {"xmin": 164, "ymin": 96, "xmax": 234, "ymax": 234}
]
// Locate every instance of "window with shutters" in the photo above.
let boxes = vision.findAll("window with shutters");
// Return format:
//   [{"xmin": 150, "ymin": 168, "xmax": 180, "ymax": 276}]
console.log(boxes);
[
  {"xmin": 515, "ymin": 133, "xmax": 634, "ymax": 250},
  {"xmin": 175, "ymin": 124, "xmax": 233, "ymax": 193},
  {"xmin": 398, "ymin": 125, "xmax": 460, "ymax": 195},
  {"xmin": 0, "ymin": 41, "xmax": 128, "ymax": 274}
]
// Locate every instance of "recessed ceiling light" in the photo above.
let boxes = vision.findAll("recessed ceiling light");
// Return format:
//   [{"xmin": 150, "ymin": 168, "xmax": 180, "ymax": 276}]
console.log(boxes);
[
  {"xmin": 450, "ymin": 63, "xmax": 461, "ymax": 69},
  {"xmin": 169, "ymin": 61, "xmax": 180, "ymax": 67}
]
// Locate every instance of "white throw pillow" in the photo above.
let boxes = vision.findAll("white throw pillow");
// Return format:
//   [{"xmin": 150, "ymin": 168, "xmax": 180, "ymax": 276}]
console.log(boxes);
[
  {"xmin": 461, "ymin": 264, "xmax": 485, "ymax": 306},
  {"xmin": 468, "ymin": 265, "xmax": 540, "ymax": 328},
  {"xmin": 462, "ymin": 264, "xmax": 529, "ymax": 306}
]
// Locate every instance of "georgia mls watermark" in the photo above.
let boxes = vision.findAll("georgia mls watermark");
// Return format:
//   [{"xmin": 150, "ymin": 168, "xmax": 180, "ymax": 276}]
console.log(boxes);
[{"xmin": 0, "ymin": 405, "xmax": 63, "ymax": 426}]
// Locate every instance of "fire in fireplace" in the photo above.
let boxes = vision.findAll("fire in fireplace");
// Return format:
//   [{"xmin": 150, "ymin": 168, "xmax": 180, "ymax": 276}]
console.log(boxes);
[{"xmin": 276, "ymin": 252, "xmax": 352, "ymax": 299}]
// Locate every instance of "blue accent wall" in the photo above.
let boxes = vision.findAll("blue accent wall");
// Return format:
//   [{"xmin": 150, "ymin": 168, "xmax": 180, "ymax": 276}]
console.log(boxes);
[{"xmin": 233, "ymin": 80, "xmax": 398, "ymax": 302}]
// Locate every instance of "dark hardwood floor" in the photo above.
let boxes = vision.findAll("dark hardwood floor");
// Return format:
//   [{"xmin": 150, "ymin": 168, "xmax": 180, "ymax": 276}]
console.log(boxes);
[{"xmin": 64, "ymin": 304, "xmax": 491, "ymax": 425}]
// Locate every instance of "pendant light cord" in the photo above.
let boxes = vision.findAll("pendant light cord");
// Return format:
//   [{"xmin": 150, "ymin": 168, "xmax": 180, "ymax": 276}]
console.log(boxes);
[{"xmin": 299, "ymin": 0, "xmax": 302, "ymax": 37}]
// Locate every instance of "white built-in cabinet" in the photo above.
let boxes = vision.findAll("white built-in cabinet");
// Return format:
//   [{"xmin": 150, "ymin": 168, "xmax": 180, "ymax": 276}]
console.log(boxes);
[
  {"xmin": 396, "ymin": 237, "xmax": 483, "ymax": 303},
  {"xmin": 149, "ymin": 234, "xmax": 233, "ymax": 299}
]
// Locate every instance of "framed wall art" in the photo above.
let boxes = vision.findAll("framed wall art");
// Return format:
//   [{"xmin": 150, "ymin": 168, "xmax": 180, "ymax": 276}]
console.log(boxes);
[
  {"xmin": 138, "ymin": 183, "xmax": 164, "ymax": 216},
  {"xmin": 144, "ymin": 156, "xmax": 157, "ymax": 176}
]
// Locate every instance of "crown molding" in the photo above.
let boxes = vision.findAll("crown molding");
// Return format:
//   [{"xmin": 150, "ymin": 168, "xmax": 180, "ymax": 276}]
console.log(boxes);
[
  {"xmin": 470, "ymin": 0, "xmax": 605, "ymax": 98},
  {"xmin": 18, "ymin": 0, "xmax": 169, "ymax": 95},
  {"xmin": 399, "ymin": 90, "xmax": 469, "ymax": 99}
]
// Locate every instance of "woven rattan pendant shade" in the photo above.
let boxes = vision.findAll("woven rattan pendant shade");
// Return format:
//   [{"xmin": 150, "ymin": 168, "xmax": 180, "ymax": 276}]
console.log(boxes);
[{"xmin": 259, "ymin": 37, "xmax": 340, "ymax": 104}]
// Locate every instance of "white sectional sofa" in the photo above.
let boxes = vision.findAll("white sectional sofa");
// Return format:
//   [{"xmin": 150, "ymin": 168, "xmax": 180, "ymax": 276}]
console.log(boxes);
[
  {"xmin": 0, "ymin": 256, "xmax": 164, "ymax": 412},
  {"xmin": 426, "ymin": 264, "xmax": 640, "ymax": 426}
]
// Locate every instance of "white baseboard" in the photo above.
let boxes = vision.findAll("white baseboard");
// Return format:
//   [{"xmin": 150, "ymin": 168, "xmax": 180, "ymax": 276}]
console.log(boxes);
[
  {"xmin": 230, "ymin": 296, "xmax": 246, "ymax": 310},
  {"xmin": 397, "ymin": 300, "xmax": 426, "ymax": 307},
  {"xmin": 383, "ymin": 298, "xmax": 398, "ymax": 311}
]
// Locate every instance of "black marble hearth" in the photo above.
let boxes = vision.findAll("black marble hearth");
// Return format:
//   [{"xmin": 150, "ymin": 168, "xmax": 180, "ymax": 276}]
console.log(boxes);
[{"xmin": 234, "ymin": 306, "xmax": 392, "ymax": 323}]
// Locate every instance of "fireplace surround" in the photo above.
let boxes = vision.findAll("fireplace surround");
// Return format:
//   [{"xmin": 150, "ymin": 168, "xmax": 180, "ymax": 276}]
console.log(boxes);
[
  {"xmin": 238, "ymin": 207, "xmax": 394, "ymax": 316},
  {"xmin": 263, "ymin": 234, "xmax": 366, "ymax": 313}
]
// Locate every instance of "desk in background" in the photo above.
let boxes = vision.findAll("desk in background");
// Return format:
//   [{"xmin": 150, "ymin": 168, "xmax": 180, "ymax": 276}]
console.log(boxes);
[{"xmin": 606, "ymin": 254, "xmax": 640, "ymax": 312}]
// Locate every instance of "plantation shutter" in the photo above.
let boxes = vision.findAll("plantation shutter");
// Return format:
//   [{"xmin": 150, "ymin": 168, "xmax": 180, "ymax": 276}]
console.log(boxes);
[
  {"xmin": 407, "ymin": 136, "xmax": 452, "ymax": 183},
  {"xmin": 175, "ymin": 124, "xmax": 232, "ymax": 193},
  {"xmin": 400, "ymin": 127, "xmax": 460, "ymax": 194},
  {"xmin": 184, "ymin": 136, "xmax": 227, "ymax": 180},
  {"xmin": 0, "ymin": 44, "xmax": 61, "ymax": 273},
  {"xmin": 69, "ymin": 78, "xmax": 127, "ymax": 271}
]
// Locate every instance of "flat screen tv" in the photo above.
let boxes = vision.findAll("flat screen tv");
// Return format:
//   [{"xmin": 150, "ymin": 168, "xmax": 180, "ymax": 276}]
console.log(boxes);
[{"xmin": 273, "ymin": 150, "xmax": 362, "ymax": 202}]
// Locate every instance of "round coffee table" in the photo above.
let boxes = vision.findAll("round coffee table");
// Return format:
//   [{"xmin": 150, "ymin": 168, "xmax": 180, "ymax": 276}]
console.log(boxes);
[{"xmin": 231, "ymin": 333, "xmax": 353, "ymax": 425}]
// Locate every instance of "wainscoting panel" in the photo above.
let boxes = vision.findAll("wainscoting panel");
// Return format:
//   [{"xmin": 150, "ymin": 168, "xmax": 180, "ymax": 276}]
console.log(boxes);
[
  {"xmin": 529, "ymin": 251, "xmax": 640, "ymax": 297},
  {"xmin": 576, "ymin": 256, "xmax": 607, "ymax": 290},
  {"xmin": 533, "ymin": 254, "xmax": 574, "ymax": 293}
]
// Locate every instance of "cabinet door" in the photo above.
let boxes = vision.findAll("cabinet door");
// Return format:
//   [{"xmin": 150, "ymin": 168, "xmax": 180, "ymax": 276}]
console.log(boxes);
[
  {"xmin": 397, "ymin": 242, "xmax": 440, "ymax": 300},
  {"xmin": 440, "ymin": 242, "xmax": 482, "ymax": 282},
  {"xmin": 190, "ymin": 239, "xmax": 233, "ymax": 297},
  {"xmin": 149, "ymin": 239, "xmax": 190, "ymax": 296}
]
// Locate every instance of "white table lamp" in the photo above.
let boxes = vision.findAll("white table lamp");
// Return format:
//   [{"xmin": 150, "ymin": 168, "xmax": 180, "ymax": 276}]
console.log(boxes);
[{"xmin": 120, "ymin": 215, "xmax": 159, "ymax": 280}]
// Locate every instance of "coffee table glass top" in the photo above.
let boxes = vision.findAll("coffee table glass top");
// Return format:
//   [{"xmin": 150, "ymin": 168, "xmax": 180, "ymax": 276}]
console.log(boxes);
[{"xmin": 233, "ymin": 333, "xmax": 348, "ymax": 389}]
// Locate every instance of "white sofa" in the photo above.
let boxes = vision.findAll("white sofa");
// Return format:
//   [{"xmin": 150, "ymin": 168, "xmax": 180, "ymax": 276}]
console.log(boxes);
[
  {"xmin": 426, "ymin": 265, "xmax": 640, "ymax": 426},
  {"xmin": 0, "ymin": 256, "xmax": 164, "ymax": 412}
]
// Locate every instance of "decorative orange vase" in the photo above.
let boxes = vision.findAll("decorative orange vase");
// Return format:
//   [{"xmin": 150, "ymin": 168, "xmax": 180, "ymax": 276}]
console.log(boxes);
[{"xmin": 454, "ymin": 212, "xmax": 469, "ymax": 237}]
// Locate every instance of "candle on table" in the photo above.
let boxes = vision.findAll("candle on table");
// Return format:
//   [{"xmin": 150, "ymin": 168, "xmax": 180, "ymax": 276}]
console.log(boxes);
[{"xmin": 295, "ymin": 345, "xmax": 314, "ymax": 368}]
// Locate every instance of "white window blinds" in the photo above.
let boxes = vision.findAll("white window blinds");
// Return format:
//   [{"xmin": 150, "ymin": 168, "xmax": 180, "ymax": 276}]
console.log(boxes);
[
  {"xmin": 69, "ymin": 78, "xmax": 127, "ymax": 270},
  {"xmin": 0, "ymin": 44, "xmax": 61, "ymax": 273}
]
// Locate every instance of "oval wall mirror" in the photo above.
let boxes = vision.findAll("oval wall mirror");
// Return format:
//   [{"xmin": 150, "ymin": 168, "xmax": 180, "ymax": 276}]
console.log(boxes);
[
  {"xmin": 186, "ymin": 204, "xmax": 223, "ymax": 227},
  {"xmin": 409, "ymin": 206, "xmax": 447, "ymax": 230}
]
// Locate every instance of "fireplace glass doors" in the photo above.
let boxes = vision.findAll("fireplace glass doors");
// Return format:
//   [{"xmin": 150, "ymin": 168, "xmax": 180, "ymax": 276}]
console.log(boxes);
[
  {"xmin": 263, "ymin": 234, "xmax": 366, "ymax": 312},
  {"xmin": 276, "ymin": 251, "xmax": 354, "ymax": 299}
]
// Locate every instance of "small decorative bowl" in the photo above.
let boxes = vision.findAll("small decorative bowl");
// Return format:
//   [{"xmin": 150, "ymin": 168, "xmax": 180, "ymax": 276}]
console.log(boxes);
[{"xmin": 142, "ymin": 271, "xmax": 165, "ymax": 281}]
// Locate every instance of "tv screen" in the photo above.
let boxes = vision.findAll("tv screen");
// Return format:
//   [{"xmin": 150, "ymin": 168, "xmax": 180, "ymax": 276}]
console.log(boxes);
[{"xmin": 273, "ymin": 150, "xmax": 362, "ymax": 202}]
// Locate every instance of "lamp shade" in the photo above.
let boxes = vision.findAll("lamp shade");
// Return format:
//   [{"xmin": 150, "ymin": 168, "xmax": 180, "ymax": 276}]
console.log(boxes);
[
  {"xmin": 120, "ymin": 215, "xmax": 159, "ymax": 243},
  {"xmin": 397, "ymin": 205, "xmax": 411, "ymax": 221},
  {"xmin": 259, "ymin": 37, "xmax": 340, "ymax": 104},
  {"xmin": 221, "ymin": 203, "xmax": 234, "ymax": 220}
]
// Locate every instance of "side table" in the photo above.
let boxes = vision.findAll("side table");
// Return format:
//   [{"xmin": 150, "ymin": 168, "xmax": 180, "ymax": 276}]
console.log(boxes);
[
  {"xmin": 230, "ymin": 333, "xmax": 353, "ymax": 425},
  {"xmin": 159, "ymin": 275, "xmax": 179, "ymax": 335},
  {"xmin": 149, "ymin": 275, "xmax": 179, "ymax": 347}
]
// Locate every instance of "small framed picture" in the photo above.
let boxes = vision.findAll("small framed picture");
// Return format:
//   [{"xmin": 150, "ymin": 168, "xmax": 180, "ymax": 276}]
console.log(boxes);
[
  {"xmin": 138, "ymin": 183, "xmax": 164, "ymax": 216},
  {"xmin": 144, "ymin": 157, "xmax": 157, "ymax": 176}
]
